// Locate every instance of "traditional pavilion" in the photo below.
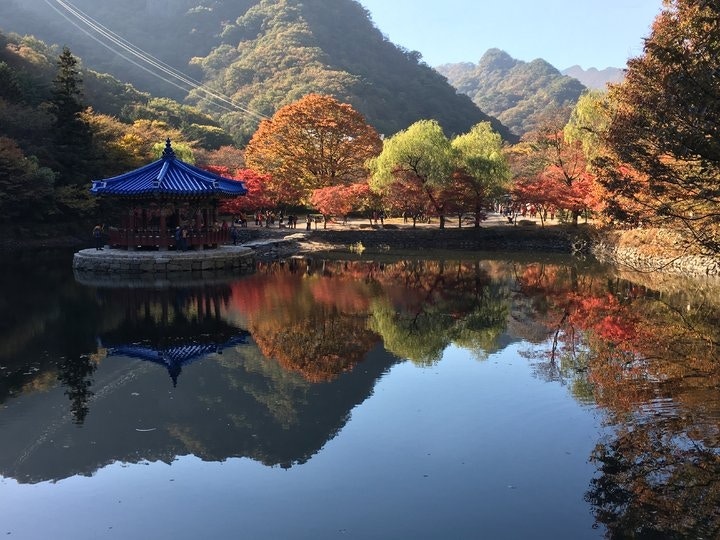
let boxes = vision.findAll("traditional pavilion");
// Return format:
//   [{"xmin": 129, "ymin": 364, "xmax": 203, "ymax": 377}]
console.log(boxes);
[{"xmin": 90, "ymin": 139, "xmax": 247, "ymax": 250}]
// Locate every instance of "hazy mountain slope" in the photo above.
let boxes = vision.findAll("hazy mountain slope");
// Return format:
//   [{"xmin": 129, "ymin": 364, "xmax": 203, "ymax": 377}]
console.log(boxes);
[
  {"xmin": 561, "ymin": 65, "xmax": 624, "ymax": 89},
  {"xmin": 437, "ymin": 48, "xmax": 587, "ymax": 136},
  {"xmin": 0, "ymin": 0, "xmax": 233, "ymax": 100}
]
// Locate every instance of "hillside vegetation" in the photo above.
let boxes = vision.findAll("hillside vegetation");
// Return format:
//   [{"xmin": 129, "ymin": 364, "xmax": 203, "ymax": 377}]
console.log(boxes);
[
  {"xmin": 437, "ymin": 49, "xmax": 587, "ymax": 137},
  {"xmin": 0, "ymin": 0, "xmax": 513, "ymax": 143},
  {"xmin": 0, "ymin": 30, "xmax": 236, "ymax": 236}
]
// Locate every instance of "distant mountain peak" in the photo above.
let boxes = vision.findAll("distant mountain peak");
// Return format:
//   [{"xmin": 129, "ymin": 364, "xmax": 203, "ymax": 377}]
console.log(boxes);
[
  {"xmin": 436, "ymin": 49, "xmax": 586, "ymax": 137},
  {"xmin": 478, "ymin": 48, "xmax": 518, "ymax": 71},
  {"xmin": 561, "ymin": 65, "xmax": 624, "ymax": 89}
]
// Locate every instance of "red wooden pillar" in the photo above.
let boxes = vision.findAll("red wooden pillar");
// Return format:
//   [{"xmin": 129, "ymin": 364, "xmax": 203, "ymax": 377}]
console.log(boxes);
[
  {"xmin": 159, "ymin": 208, "xmax": 168, "ymax": 251},
  {"xmin": 127, "ymin": 208, "xmax": 136, "ymax": 251},
  {"xmin": 210, "ymin": 206, "xmax": 217, "ymax": 246}
]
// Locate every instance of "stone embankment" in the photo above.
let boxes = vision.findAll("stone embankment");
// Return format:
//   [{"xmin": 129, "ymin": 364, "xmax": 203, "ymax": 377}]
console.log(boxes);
[
  {"xmin": 71, "ymin": 222, "xmax": 720, "ymax": 280},
  {"xmin": 590, "ymin": 229, "xmax": 720, "ymax": 277}
]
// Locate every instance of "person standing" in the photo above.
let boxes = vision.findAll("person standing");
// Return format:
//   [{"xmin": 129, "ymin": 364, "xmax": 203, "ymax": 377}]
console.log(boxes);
[
  {"xmin": 92, "ymin": 224, "xmax": 103, "ymax": 250},
  {"xmin": 181, "ymin": 226, "xmax": 189, "ymax": 251}
]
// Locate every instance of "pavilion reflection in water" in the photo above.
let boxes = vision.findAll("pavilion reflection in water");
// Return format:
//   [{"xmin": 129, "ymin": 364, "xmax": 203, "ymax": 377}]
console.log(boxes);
[
  {"xmin": 97, "ymin": 282, "xmax": 249, "ymax": 386},
  {"xmin": 105, "ymin": 336, "xmax": 249, "ymax": 387},
  {"xmin": 0, "ymin": 270, "xmax": 398, "ymax": 483}
]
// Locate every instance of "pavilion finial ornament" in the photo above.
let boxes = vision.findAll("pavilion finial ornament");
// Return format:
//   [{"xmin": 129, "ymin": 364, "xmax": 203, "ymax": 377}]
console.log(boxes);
[{"xmin": 162, "ymin": 138, "xmax": 176, "ymax": 160}]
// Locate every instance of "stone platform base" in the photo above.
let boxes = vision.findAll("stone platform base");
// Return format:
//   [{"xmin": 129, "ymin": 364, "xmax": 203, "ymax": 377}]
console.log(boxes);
[{"xmin": 73, "ymin": 245, "xmax": 255, "ymax": 281}]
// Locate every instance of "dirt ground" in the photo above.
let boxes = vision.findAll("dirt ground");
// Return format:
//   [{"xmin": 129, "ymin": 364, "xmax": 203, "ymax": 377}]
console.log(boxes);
[{"xmin": 253, "ymin": 212, "xmax": 562, "ymax": 234}]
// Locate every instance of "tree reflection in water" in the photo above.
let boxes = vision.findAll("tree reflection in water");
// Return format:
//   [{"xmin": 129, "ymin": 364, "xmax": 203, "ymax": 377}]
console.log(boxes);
[
  {"xmin": 56, "ymin": 354, "xmax": 97, "ymax": 424},
  {"xmin": 514, "ymin": 263, "xmax": 720, "ymax": 538},
  {"xmin": 229, "ymin": 258, "xmax": 510, "ymax": 375}
]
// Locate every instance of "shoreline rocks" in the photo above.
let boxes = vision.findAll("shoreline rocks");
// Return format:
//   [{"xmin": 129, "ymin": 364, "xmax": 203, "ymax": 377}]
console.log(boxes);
[{"xmin": 590, "ymin": 229, "xmax": 720, "ymax": 277}]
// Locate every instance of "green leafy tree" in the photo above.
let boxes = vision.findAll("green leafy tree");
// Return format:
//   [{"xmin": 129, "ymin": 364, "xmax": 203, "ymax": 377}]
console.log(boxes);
[
  {"xmin": 0, "ymin": 137, "xmax": 55, "ymax": 224},
  {"xmin": 52, "ymin": 47, "xmax": 85, "ymax": 139},
  {"xmin": 451, "ymin": 122, "xmax": 511, "ymax": 227},
  {"xmin": 0, "ymin": 61, "xmax": 23, "ymax": 101},
  {"xmin": 369, "ymin": 120, "xmax": 454, "ymax": 228},
  {"xmin": 564, "ymin": 89, "xmax": 612, "ymax": 163}
]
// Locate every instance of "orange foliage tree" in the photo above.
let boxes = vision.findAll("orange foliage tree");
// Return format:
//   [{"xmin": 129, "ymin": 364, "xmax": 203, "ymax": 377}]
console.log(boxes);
[
  {"xmin": 510, "ymin": 128, "xmax": 600, "ymax": 225},
  {"xmin": 195, "ymin": 145, "xmax": 246, "ymax": 172},
  {"xmin": 244, "ymin": 94, "xmax": 382, "ymax": 205},
  {"xmin": 603, "ymin": 0, "xmax": 720, "ymax": 253},
  {"xmin": 382, "ymin": 173, "xmax": 432, "ymax": 227},
  {"xmin": 206, "ymin": 167, "xmax": 274, "ymax": 216}
]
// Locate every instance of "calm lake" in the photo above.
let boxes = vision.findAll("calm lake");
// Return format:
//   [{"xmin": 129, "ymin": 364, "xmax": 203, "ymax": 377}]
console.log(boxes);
[{"xmin": 1, "ymin": 250, "xmax": 718, "ymax": 539}]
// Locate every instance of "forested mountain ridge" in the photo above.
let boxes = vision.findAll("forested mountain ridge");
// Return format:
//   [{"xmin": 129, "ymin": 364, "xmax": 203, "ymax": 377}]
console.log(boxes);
[
  {"xmin": 436, "ymin": 49, "xmax": 587, "ymax": 137},
  {"xmin": 0, "ymin": 0, "xmax": 515, "ymax": 143}
]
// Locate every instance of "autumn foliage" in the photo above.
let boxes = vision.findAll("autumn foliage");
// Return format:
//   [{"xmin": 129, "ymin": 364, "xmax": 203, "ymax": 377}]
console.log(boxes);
[
  {"xmin": 510, "ymin": 129, "xmax": 601, "ymax": 225},
  {"xmin": 245, "ymin": 94, "xmax": 382, "ymax": 204},
  {"xmin": 603, "ymin": 0, "xmax": 720, "ymax": 252},
  {"xmin": 309, "ymin": 183, "xmax": 371, "ymax": 224}
]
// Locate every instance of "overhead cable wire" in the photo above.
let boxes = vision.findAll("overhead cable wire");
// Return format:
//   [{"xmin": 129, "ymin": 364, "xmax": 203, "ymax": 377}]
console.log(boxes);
[
  {"xmin": 55, "ymin": 0, "xmax": 268, "ymax": 120},
  {"xmin": 42, "ymin": 0, "xmax": 209, "ymax": 103},
  {"xmin": 53, "ymin": 0, "xmax": 263, "ymax": 118},
  {"xmin": 43, "ymin": 0, "xmax": 269, "ymax": 120}
]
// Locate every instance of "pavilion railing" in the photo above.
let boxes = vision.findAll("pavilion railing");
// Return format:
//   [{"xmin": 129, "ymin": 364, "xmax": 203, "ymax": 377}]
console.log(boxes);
[{"xmin": 108, "ymin": 228, "xmax": 230, "ymax": 250}]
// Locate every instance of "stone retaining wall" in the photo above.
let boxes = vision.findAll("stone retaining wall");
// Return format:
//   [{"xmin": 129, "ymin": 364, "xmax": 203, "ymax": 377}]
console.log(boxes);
[
  {"xmin": 72, "ymin": 225, "xmax": 720, "ymax": 278},
  {"xmin": 302, "ymin": 225, "xmax": 589, "ymax": 253},
  {"xmin": 72, "ymin": 246, "xmax": 255, "ymax": 277},
  {"xmin": 591, "ymin": 238, "xmax": 720, "ymax": 277}
]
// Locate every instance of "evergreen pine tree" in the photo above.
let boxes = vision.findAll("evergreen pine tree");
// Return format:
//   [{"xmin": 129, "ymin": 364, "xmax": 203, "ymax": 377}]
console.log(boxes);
[{"xmin": 51, "ymin": 47, "xmax": 92, "ymax": 187}]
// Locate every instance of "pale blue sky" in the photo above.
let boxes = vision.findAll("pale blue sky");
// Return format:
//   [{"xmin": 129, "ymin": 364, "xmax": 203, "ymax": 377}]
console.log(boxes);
[{"xmin": 355, "ymin": 0, "xmax": 664, "ymax": 69}]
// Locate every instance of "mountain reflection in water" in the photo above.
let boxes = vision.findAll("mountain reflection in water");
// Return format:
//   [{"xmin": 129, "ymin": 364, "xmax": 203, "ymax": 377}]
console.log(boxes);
[{"xmin": 0, "ymin": 253, "xmax": 719, "ymax": 538}]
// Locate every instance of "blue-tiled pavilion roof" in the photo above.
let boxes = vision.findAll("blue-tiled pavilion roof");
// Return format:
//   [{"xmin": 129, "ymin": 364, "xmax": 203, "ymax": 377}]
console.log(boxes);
[{"xmin": 90, "ymin": 139, "xmax": 248, "ymax": 198}]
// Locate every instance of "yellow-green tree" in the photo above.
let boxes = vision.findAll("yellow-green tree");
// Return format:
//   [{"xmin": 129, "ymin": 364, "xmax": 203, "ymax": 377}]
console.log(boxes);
[
  {"xmin": 450, "ymin": 122, "xmax": 511, "ymax": 227},
  {"xmin": 369, "ymin": 119, "xmax": 454, "ymax": 228}
]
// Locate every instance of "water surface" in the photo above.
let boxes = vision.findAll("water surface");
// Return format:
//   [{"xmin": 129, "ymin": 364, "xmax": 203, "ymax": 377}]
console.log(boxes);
[{"xmin": 1, "ymin": 251, "xmax": 718, "ymax": 539}]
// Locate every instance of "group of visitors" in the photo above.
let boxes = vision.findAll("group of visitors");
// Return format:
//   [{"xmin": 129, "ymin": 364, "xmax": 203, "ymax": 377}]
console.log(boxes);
[{"xmin": 252, "ymin": 210, "xmax": 302, "ymax": 228}]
